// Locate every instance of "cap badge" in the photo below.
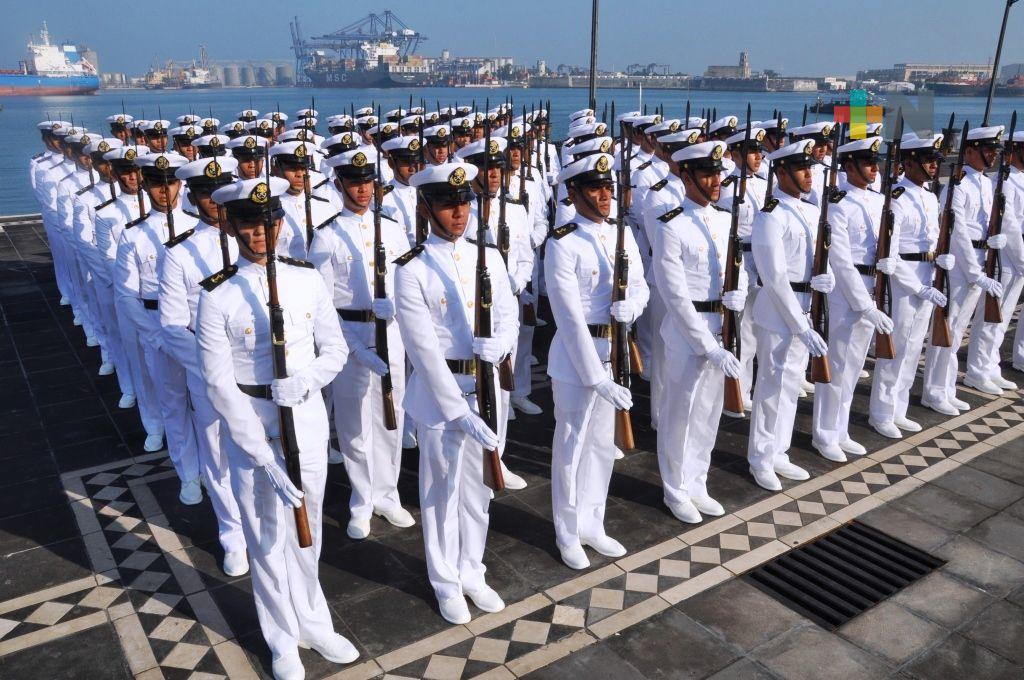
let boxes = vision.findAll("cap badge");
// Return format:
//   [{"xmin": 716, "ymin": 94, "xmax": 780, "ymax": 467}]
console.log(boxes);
[
  {"xmin": 80, "ymin": 135, "xmax": 91, "ymax": 145},
  {"xmin": 803, "ymin": 142, "xmax": 814, "ymax": 155},
  {"xmin": 595, "ymin": 155, "xmax": 610, "ymax": 172},
  {"xmin": 755, "ymin": 129, "xmax": 766, "ymax": 142},
  {"xmin": 352, "ymin": 152, "xmax": 367, "ymax": 167},
  {"xmin": 233, "ymin": 122, "xmax": 244, "ymax": 131},
  {"xmin": 669, "ymin": 121, "xmax": 681, "ymax": 132},
  {"xmin": 596, "ymin": 123, "xmax": 607, "ymax": 135},
  {"xmin": 116, "ymin": 116, "xmax": 125, "ymax": 124},
  {"xmin": 244, "ymin": 136, "xmax": 257, "ymax": 150},
  {"xmin": 250, "ymin": 182, "xmax": 269, "ymax": 204},
  {"xmin": 653, "ymin": 115, "xmax": 662, "ymax": 124},
  {"xmin": 294, "ymin": 144, "xmax": 307, "ymax": 158},
  {"xmin": 125, "ymin": 148, "xmax": 137, "ymax": 160},
  {"xmin": 780, "ymin": 120, "xmax": 788, "ymax": 131},
  {"xmin": 711, "ymin": 145, "xmax": 724, "ymax": 161},
  {"xmin": 870, "ymin": 139, "xmax": 882, "ymax": 153},
  {"xmin": 204, "ymin": 160, "xmax": 221, "ymax": 178},
  {"xmin": 409, "ymin": 139, "xmax": 421, "ymax": 151},
  {"xmin": 209, "ymin": 136, "xmax": 221, "ymax": 147},
  {"xmin": 822, "ymin": 124, "xmax": 833, "ymax": 137},
  {"xmin": 488, "ymin": 140, "xmax": 500, "ymax": 155},
  {"xmin": 98, "ymin": 141, "xmax": 110, "ymax": 152},
  {"xmin": 688, "ymin": 131, "xmax": 700, "ymax": 143},
  {"xmin": 155, "ymin": 156, "xmax": 170, "ymax": 170},
  {"xmin": 448, "ymin": 167, "xmax": 467, "ymax": 186},
  {"xmin": 511, "ymin": 125, "xmax": 521, "ymax": 138},
  {"xmin": 341, "ymin": 133, "xmax": 353, "ymax": 144},
  {"xmin": 934, "ymin": 136, "xmax": 943, "ymax": 149},
  {"xmin": 437, "ymin": 126, "xmax": 448, "ymax": 138},
  {"xmin": 260, "ymin": 120, "xmax": 271, "ymax": 130},
  {"xmin": 600, "ymin": 139, "xmax": 612, "ymax": 152},
  {"xmin": 154, "ymin": 121, "xmax": 164, "ymax": 132}
]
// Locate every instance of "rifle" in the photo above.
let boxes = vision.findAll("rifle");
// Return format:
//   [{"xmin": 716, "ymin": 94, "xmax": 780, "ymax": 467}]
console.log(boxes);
[
  {"xmin": 216, "ymin": 204, "xmax": 231, "ymax": 271},
  {"xmin": 808, "ymin": 123, "xmax": 844, "ymax": 383},
  {"xmin": 162, "ymin": 166, "xmax": 176, "ymax": 243},
  {"xmin": 262, "ymin": 152, "xmax": 313, "ymax": 549},
  {"xmin": 721, "ymin": 105, "xmax": 751, "ymax": 414},
  {"xmin": 373, "ymin": 130, "xmax": 399, "ymax": 431},
  {"xmin": 302, "ymin": 98, "xmax": 316, "ymax": 251},
  {"xmin": 931, "ymin": 120, "xmax": 971, "ymax": 347},
  {"xmin": 983, "ymin": 111, "xmax": 1017, "ymax": 323},
  {"xmin": 872, "ymin": 113, "xmax": 904, "ymax": 360},
  {"xmin": 415, "ymin": 115, "xmax": 428, "ymax": 244},
  {"xmin": 763, "ymin": 111, "xmax": 783, "ymax": 210},
  {"xmin": 933, "ymin": 113, "xmax": 956, "ymax": 198},
  {"xmin": 801, "ymin": 103, "xmax": 808, "ymax": 127},
  {"xmin": 123, "ymin": 101, "xmax": 147, "ymax": 220},
  {"xmin": 486, "ymin": 120, "xmax": 516, "ymax": 392},
  {"xmin": 611, "ymin": 117, "xmax": 636, "ymax": 452}
]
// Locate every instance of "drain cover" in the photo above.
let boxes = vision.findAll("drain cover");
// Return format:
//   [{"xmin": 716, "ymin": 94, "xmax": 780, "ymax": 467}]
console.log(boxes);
[{"xmin": 744, "ymin": 520, "xmax": 944, "ymax": 629}]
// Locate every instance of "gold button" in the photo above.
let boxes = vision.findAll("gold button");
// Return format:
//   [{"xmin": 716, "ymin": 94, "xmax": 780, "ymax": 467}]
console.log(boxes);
[
  {"xmin": 365, "ymin": 240, "xmax": 372, "ymax": 247},
  {"xmin": 454, "ymin": 253, "xmax": 461, "ymax": 261},
  {"xmin": 467, "ymin": 301, "xmax": 474, "ymax": 308},
  {"xmin": 347, "ymin": 255, "xmax": 353, "ymax": 261},
  {"xmin": 440, "ymin": 297, "xmax": 446, "ymax": 305},
  {"xmin": 305, "ymin": 312, "xmax": 311, "ymax": 319},
  {"xmin": 361, "ymin": 223, "xmax": 368, "ymax": 229},
  {"xmin": 592, "ymin": 269, "xmax": 598, "ymax": 275},
  {"xmin": 244, "ymin": 327, "xmax": 252, "ymax": 334}
]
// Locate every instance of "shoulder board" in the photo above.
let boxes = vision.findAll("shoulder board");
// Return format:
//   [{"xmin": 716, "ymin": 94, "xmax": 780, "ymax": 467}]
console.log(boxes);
[
  {"xmin": 60, "ymin": 170, "xmax": 76, "ymax": 182},
  {"xmin": 505, "ymin": 195, "xmax": 523, "ymax": 205},
  {"xmin": 466, "ymin": 237, "xmax": 498, "ymax": 249},
  {"xmin": 890, "ymin": 186, "xmax": 906, "ymax": 200},
  {"xmin": 552, "ymin": 223, "xmax": 578, "ymax": 239},
  {"xmin": 95, "ymin": 197, "xmax": 116, "ymax": 211},
  {"xmin": 381, "ymin": 184, "xmax": 395, "ymax": 196},
  {"xmin": 658, "ymin": 206, "xmax": 684, "ymax": 222},
  {"xmin": 125, "ymin": 213, "xmax": 149, "ymax": 229},
  {"xmin": 393, "ymin": 244, "xmax": 424, "ymax": 266},
  {"xmin": 720, "ymin": 175, "xmax": 736, "ymax": 187},
  {"xmin": 650, "ymin": 178, "xmax": 668, "ymax": 191},
  {"xmin": 605, "ymin": 217, "xmax": 618, "ymax": 225},
  {"xmin": 199, "ymin": 265, "xmax": 237, "ymax": 292},
  {"xmin": 828, "ymin": 190, "xmax": 847, "ymax": 204},
  {"xmin": 761, "ymin": 198, "xmax": 780, "ymax": 213},
  {"xmin": 165, "ymin": 228, "xmax": 196, "ymax": 248},
  {"xmin": 559, "ymin": 197, "xmax": 572, "ymax": 206},
  {"xmin": 75, "ymin": 183, "xmax": 96, "ymax": 196},
  {"xmin": 183, "ymin": 209, "xmax": 201, "ymax": 219},
  {"xmin": 32, "ymin": 152, "xmax": 44, "ymax": 160},
  {"xmin": 710, "ymin": 203, "xmax": 729, "ymax": 212},
  {"xmin": 635, "ymin": 159, "xmax": 652, "ymax": 170},
  {"xmin": 310, "ymin": 194, "xmax": 330, "ymax": 203},
  {"xmin": 277, "ymin": 255, "xmax": 314, "ymax": 269},
  {"xmin": 316, "ymin": 211, "xmax": 342, "ymax": 230},
  {"xmin": 800, "ymin": 197, "xmax": 816, "ymax": 205},
  {"xmin": 381, "ymin": 211, "xmax": 397, "ymax": 223},
  {"xmin": 313, "ymin": 178, "xmax": 329, "ymax": 190}
]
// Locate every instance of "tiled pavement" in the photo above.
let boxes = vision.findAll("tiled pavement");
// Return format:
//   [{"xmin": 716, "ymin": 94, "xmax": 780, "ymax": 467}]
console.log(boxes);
[{"xmin": 1, "ymin": 217, "xmax": 1023, "ymax": 680}]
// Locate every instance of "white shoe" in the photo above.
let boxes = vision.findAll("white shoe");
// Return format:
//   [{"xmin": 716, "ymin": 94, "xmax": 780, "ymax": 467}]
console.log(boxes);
[
  {"xmin": 559, "ymin": 543, "xmax": 590, "ymax": 570},
  {"xmin": 375, "ymin": 506, "xmax": 415, "ymax": 528},
  {"xmin": 327, "ymin": 447, "xmax": 343, "ymax": 465},
  {"xmin": 894, "ymin": 416, "xmax": 922, "ymax": 432},
  {"xmin": 301, "ymin": 633, "xmax": 360, "ymax": 664},
  {"xmin": 98, "ymin": 362, "xmax": 115, "ymax": 376},
  {"xmin": 774, "ymin": 460, "xmax": 810, "ymax": 481},
  {"xmin": 993, "ymin": 376, "xmax": 1017, "ymax": 390},
  {"xmin": 501, "ymin": 464, "xmax": 528, "ymax": 490},
  {"xmin": 812, "ymin": 440, "xmax": 847, "ymax": 463},
  {"xmin": 347, "ymin": 516, "xmax": 371, "ymax": 540},
  {"xmin": 179, "ymin": 478, "xmax": 202, "ymax": 505},
  {"xmin": 838, "ymin": 438, "xmax": 867, "ymax": 456},
  {"xmin": 60, "ymin": 296, "xmax": 70, "ymax": 306},
  {"xmin": 222, "ymin": 551, "xmax": 249, "ymax": 577},
  {"xmin": 799, "ymin": 388, "xmax": 808, "ymax": 398},
  {"xmin": 949, "ymin": 396, "xmax": 971, "ymax": 411},
  {"xmin": 143, "ymin": 434, "xmax": 164, "ymax": 452},
  {"xmin": 86, "ymin": 335, "xmax": 99, "ymax": 347},
  {"xmin": 535, "ymin": 317, "xmax": 548, "ymax": 327},
  {"xmin": 73, "ymin": 315, "xmax": 82, "ymax": 327},
  {"xmin": 511, "ymin": 396, "xmax": 543, "ymax": 415},
  {"xmin": 402, "ymin": 429, "xmax": 418, "ymax": 449},
  {"xmin": 751, "ymin": 468, "xmax": 783, "ymax": 491},
  {"xmin": 581, "ymin": 534, "xmax": 627, "ymax": 557},
  {"xmin": 742, "ymin": 398, "xmax": 753, "ymax": 411},
  {"xmin": 529, "ymin": 354, "xmax": 539, "ymax": 365},
  {"xmin": 666, "ymin": 498, "xmax": 703, "ymax": 524},
  {"xmin": 859, "ymin": 369, "xmax": 870, "ymax": 379},
  {"xmin": 507, "ymin": 407, "xmax": 517, "ymax": 421},
  {"xmin": 438, "ymin": 595, "xmax": 471, "ymax": 625},
  {"xmin": 801, "ymin": 379, "xmax": 815, "ymax": 393},
  {"xmin": 723, "ymin": 409, "xmax": 745, "ymax": 419},
  {"xmin": 869, "ymin": 419, "xmax": 903, "ymax": 439},
  {"xmin": 691, "ymin": 494, "xmax": 725, "ymax": 517},
  {"xmin": 614, "ymin": 447, "xmax": 625, "ymax": 460},
  {"xmin": 964, "ymin": 376, "xmax": 1003, "ymax": 396},
  {"xmin": 465, "ymin": 585, "xmax": 505, "ymax": 613},
  {"xmin": 271, "ymin": 652, "xmax": 305, "ymax": 680},
  {"xmin": 922, "ymin": 398, "xmax": 959, "ymax": 416},
  {"xmin": 118, "ymin": 393, "xmax": 136, "ymax": 409}
]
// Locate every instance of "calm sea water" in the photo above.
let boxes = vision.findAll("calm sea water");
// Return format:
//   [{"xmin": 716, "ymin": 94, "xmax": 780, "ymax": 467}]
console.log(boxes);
[{"xmin": 2, "ymin": 85, "xmax": 1021, "ymax": 215}]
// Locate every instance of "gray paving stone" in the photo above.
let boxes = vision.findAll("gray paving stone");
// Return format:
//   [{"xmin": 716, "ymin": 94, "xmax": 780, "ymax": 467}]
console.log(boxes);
[
  {"xmin": 1008, "ymin": 583, "xmax": 1024, "ymax": 609},
  {"xmin": 892, "ymin": 571, "xmax": 996, "ymax": 629},
  {"xmin": 966, "ymin": 511, "xmax": 1024, "ymax": 563},
  {"xmin": 902, "ymin": 633, "xmax": 1021, "ymax": 680},
  {"xmin": 1007, "ymin": 497, "xmax": 1024, "ymax": 521},
  {"xmin": 966, "ymin": 454, "xmax": 1024, "ymax": 487},
  {"xmin": 676, "ymin": 578, "xmax": 805, "ymax": 652},
  {"xmin": 892, "ymin": 484, "xmax": 998, "ymax": 532},
  {"xmin": 929, "ymin": 465, "xmax": 1024, "ymax": 510},
  {"xmin": 0, "ymin": 622, "xmax": 131, "ymax": 679},
  {"xmin": 706, "ymin": 659, "xmax": 776, "ymax": 680},
  {"xmin": 523, "ymin": 641, "xmax": 647, "ymax": 679},
  {"xmin": 752, "ymin": 625, "xmax": 892, "ymax": 680},
  {"xmin": 960, "ymin": 599, "xmax": 1024, "ymax": 664},
  {"xmin": 856, "ymin": 504, "xmax": 954, "ymax": 553},
  {"xmin": 839, "ymin": 601, "xmax": 946, "ymax": 665},
  {"xmin": 934, "ymin": 536, "xmax": 1024, "ymax": 598}
]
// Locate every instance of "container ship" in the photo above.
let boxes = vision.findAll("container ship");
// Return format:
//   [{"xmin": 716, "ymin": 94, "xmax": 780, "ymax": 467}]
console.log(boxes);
[
  {"xmin": 0, "ymin": 23, "xmax": 99, "ymax": 96},
  {"xmin": 305, "ymin": 39, "xmax": 430, "ymax": 88}
]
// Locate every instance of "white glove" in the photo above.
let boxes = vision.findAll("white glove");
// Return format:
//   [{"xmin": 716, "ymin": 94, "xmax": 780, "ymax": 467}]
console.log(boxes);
[
  {"xmin": 935, "ymin": 253, "xmax": 955, "ymax": 271},
  {"xmin": 271, "ymin": 374, "xmax": 310, "ymax": 407},
  {"xmin": 594, "ymin": 378, "xmax": 633, "ymax": 410},
  {"xmin": 371, "ymin": 297, "xmax": 395, "ymax": 321},
  {"xmin": 798, "ymin": 327, "xmax": 828, "ymax": 357},
  {"xmin": 811, "ymin": 272, "xmax": 835, "ymax": 294},
  {"xmin": 260, "ymin": 461, "xmax": 304, "ymax": 509},
  {"xmin": 707, "ymin": 347, "xmax": 741, "ymax": 378},
  {"xmin": 354, "ymin": 346, "xmax": 389, "ymax": 376},
  {"xmin": 519, "ymin": 288, "xmax": 536, "ymax": 305},
  {"xmin": 976, "ymin": 276, "xmax": 1004, "ymax": 298},
  {"xmin": 987, "ymin": 234, "xmax": 1007, "ymax": 250},
  {"xmin": 722, "ymin": 290, "xmax": 746, "ymax": 312},
  {"xmin": 876, "ymin": 257, "xmax": 898, "ymax": 275},
  {"xmin": 473, "ymin": 336, "xmax": 506, "ymax": 364},
  {"xmin": 863, "ymin": 307, "xmax": 895, "ymax": 334},
  {"xmin": 610, "ymin": 300, "xmax": 638, "ymax": 324},
  {"xmin": 454, "ymin": 412, "xmax": 499, "ymax": 449},
  {"xmin": 916, "ymin": 286, "xmax": 948, "ymax": 306}
]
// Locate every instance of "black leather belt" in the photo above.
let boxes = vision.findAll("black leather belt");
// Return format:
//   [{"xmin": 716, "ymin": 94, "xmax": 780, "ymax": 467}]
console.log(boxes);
[
  {"xmin": 237, "ymin": 383, "xmax": 272, "ymax": 399},
  {"xmin": 693, "ymin": 300, "xmax": 723, "ymax": 313},
  {"xmin": 741, "ymin": 243, "xmax": 753, "ymax": 252},
  {"xmin": 901, "ymin": 251, "xmax": 936, "ymax": 262},
  {"xmin": 855, "ymin": 264, "xmax": 876, "ymax": 276},
  {"xmin": 337, "ymin": 308, "xmax": 373, "ymax": 322},
  {"xmin": 971, "ymin": 239, "xmax": 987, "ymax": 250},
  {"xmin": 142, "ymin": 298, "xmax": 158, "ymax": 310},
  {"xmin": 587, "ymin": 323, "xmax": 612, "ymax": 339},
  {"xmin": 446, "ymin": 358, "xmax": 477, "ymax": 375},
  {"xmin": 755, "ymin": 279, "xmax": 811, "ymax": 292}
]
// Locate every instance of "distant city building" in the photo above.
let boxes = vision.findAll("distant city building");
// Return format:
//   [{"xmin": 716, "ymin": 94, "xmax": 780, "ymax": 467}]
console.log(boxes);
[
  {"xmin": 704, "ymin": 51, "xmax": 750, "ymax": 79},
  {"xmin": 856, "ymin": 62, "xmax": 991, "ymax": 85},
  {"xmin": 536, "ymin": 59, "xmax": 546, "ymax": 75}
]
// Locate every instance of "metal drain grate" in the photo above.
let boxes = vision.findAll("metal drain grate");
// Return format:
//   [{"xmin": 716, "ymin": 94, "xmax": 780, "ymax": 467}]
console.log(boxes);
[{"xmin": 744, "ymin": 521, "xmax": 945, "ymax": 629}]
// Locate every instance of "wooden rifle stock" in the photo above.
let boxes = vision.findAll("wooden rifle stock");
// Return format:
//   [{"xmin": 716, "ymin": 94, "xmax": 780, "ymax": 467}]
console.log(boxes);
[
  {"xmin": 721, "ymin": 108, "xmax": 750, "ymax": 414},
  {"xmin": 611, "ymin": 122, "xmax": 635, "ymax": 453},
  {"xmin": 931, "ymin": 120, "xmax": 970, "ymax": 347},
  {"xmin": 983, "ymin": 111, "xmax": 1016, "ymax": 323},
  {"xmin": 373, "ymin": 139, "xmax": 398, "ymax": 431},
  {"xmin": 808, "ymin": 124, "xmax": 843, "ymax": 382},
  {"xmin": 872, "ymin": 117, "xmax": 904, "ymax": 361}
]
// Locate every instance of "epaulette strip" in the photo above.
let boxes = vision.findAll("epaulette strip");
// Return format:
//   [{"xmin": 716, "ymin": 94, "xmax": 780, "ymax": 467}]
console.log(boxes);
[
  {"xmin": 95, "ymin": 197, "xmax": 116, "ymax": 211},
  {"xmin": 32, "ymin": 152, "xmax": 44, "ymax": 160},
  {"xmin": 635, "ymin": 159, "xmax": 652, "ymax": 170},
  {"xmin": 657, "ymin": 206, "xmax": 683, "ymax": 222},
  {"xmin": 551, "ymin": 223, "xmax": 578, "ymax": 239},
  {"xmin": 890, "ymin": 186, "xmax": 906, "ymax": 200},
  {"xmin": 711, "ymin": 203, "xmax": 729, "ymax": 212},
  {"xmin": 75, "ymin": 183, "xmax": 96, "ymax": 196},
  {"xmin": 165, "ymin": 229, "xmax": 195, "ymax": 248},
  {"xmin": 311, "ymin": 194, "xmax": 330, "ymax": 203},
  {"xmin": 381, "ymin": 184, "xmax": 395, "ymax": 196},
  {"xmin": 315, "ymin": 212, "xmax": 342, "ymax": 230},
  {"xmin": 393, "ymin": 244, "xmax": 424, "ymax": 266},
  {"xmin": 559, "ymin": 197, "xmax": 572, "ymax": 206},
  {"xmin": 828, "ymin": 190, "xmax": 847, "ymax": 204},
  {"xmin": 720, "ymin": 176, "xmax": 736, "ymax": 187},
  {"xmin": 277, "ymin": 255, "xmax": 314, "ymax": 269},
  {"xmin": 183, "ymin": 209, "xmax": 200, "ymax": 219},
  {"xmin": 199, "ymin": 265, "xmax": 237, "ymax": 292},
  {"xmin": 125, "ymin": 213, "xmax": 149, "ymax": 229},
  {"xmin": 762, "ymin": 198, "xmax": 780, "ymax": 213},
  {"xmin": 650, "ymin": 178, "xmax": 668, "ymax": 191}
]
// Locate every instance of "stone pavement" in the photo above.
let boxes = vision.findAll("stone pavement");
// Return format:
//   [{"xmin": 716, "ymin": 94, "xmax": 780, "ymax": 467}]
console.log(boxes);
[{"xmin": 0, "ymin": 217, "xmax": 1022, "ymax": 680}]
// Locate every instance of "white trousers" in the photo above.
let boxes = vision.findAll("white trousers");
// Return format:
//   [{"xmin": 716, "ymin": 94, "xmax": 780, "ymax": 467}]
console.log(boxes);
[
  {"xmin": 738, "ymin": 286, "xmax": 761, "ymax": 404},
  {"xmin": 966, "ymin": 269, "xmax": 1024, "ymax": 384},
  {"xmin": 142, "ymin": 326, "xmax": 198, "ymax": 482},
  {"xmin": 512, "ymin": 307, "xmax": 535, "ymax": 399},
  {"xmin": 42, "ymin": 216, "xmax": 73, "ymax": 303},
  {"xmin": 813, "ymin": 294, "xmax": 874, "ymax": 447},
  {"xmin": 747, "ymin": 325, "xmax": 808, "ymax": 473},
  {"xmin": 115, "ymin": 298, "xmax": 163, "ymax": 437},
  {"xmin": 869, "ymin": 287, "xmax": 933, "ymax": 423},
  {"xmin": 647, "ymin": 285, "xmax": 667, "ymax": 429},
  {"xmin": 550, "ymin": 376, "xmax": 616, "ymax": 549},
  {"xmin": 96, "ymin": 283, "xmax": 134, "ymax": 397},
  {"xmin": 923, "ymin": 279, "xmax": 982, "ymax": 403}
]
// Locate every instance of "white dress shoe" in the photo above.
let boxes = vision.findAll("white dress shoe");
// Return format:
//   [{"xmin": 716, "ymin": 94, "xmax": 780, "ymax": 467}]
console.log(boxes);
[
  {"xmin": 347, "ymin": 516, "xmax": 371, "ymax": 540},
  {"xmin": 179, "ymin": 478, "xmax": 203, "ymax": 505},
  {"xmin": 774, "ymin": 460, "xmax": 810, "ymax": 481},
  {"xmin": 798, "ymin": 388, "xmax": 808, "ymax": 398},
  {"xmin": 691, "ymin": 494, "xmax": 724, "ymax": 517},
  {"xmin": 801, "ymin": 379, "xmax": 815, "ymax": 393},
  {"xmin": 271, "ymin": 652, "xmax": 305, "ymax": 680},
  {"xmin": 501, "ymin": 464, "xmax": 528, "ymax": 490},
  {"xmin": 222, "ymin": 551, "xmax": 249, "ymax": 577},
  {"xmin": 666, "ymin": 498, "xmax": 703, "ymax": 524},
  {"xmin": 511, "ymin": 396, "xmax": 543, "ymax": 415},
  {"xmin": 60, "ymin": 296, "xmax": 70, "ymax": 306},
  {"xmin": 465, "ymin": 585, "xmax": 505, "ymax": 613},
  {"xmin": 98, "ymin": 362, "xmax": 115, "ymax": 376},
  {"xmin": 438, "ymin": 595, "xmax": 471, "ymax": 625},
  {"xmin": 402, "ymin": 429, "xmax": 418, "ymax": 449},
  {"xmin": 964, "ymin": 376, "xmax": 1003, "ymax": 395},
  {"xmin": 894, "ymin": 416, "xmax": 922, "ymax": 432},
  {"xmin": 869, "ymin": 419, "xmax": 903, "ymax": 439},
  {"xmin": 614, "ymin": 447, "xmax": 625, "ymax": 460},
  {"xmin": 86, "ymin": 335, "xmax": 99, "ymax": 347},
  {"xmin": 751, "ymin": 468, "xmax": 783, "ymax": 491},
  {"xmin": 507, "ymin": 407, "xmax": 517, "ymax": 421},
  {"xmin": 742, "ymin": 398, "xmax": 753, "ymax": 411},
  {"xmin": 327, "ymin": 447, "xmax": 344, "ymax": 464},
  {"xmin": 838, "ymin": 438, "xmax": 867, "ymax": 456},
  {"xmin": 535, "ymin": 317, "xmax": 548, "ymax": 327},
  {"xmin": 922, "ymin": 398, "xmax": 959, "ymax": 416},
  {"xmin": 859, "ymin": 369, "xmax": 870, "ymax": 379},
  {"xmin": 73, "ymin": 315, "xmax": 82, "ymax": 326},
  {"xmin": 375, "ymin": 506, "xmax": 415, "ymax": 528},
  {"xmin": 118, "ymin": 393, "xmax": 136, "ymax": 409},
  {"xmin": 993, "ymin": 376, "xmax": 1017, "ymax": 390},
  {"xmin": 949, "ymin": 396, "xmax": 971, "ymax": 411},
  {"xmin": 581, "ymin": 534, "xmax": 627, "ymax": 557},
  {"xmin": 723, "ymin": 409, "xmax": 744, "ymax": 419},
  {"xmin": 529, "ymin": 354, "xmax": 539, "ymax": 365},
  {"xmin": 559, "ymin": 543, "xmax": 590, "ymax": 570},
  {"xmin": 812, "ymin": 440, "xmax": 847, "ymax": 463},
  {"xmin": 143, "ymin": 434, "xmax": 165, "ymax": 452},
  {"xmin": 301, "ymin": 633, "xmax": 360, "ymax": 664}
]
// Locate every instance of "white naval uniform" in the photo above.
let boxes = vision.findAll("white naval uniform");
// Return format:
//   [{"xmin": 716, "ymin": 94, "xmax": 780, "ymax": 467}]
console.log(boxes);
[
  {"xmin": 308, "ymin": 207, "xmax": 409, "ymax": 523},
  {"xmin": 72, "ymin": 182, "xmax": 118, "ymax": 364},
  {"xmin": 1009, "ymin": 169, "xmax": 1024, "ymax": 366},
  {"xmin": 653, "ymin": 197, "xmax": 746, "ymax": 505},
  {"xmin": 158, "ymin": 220, "xmax": 245, "ymax": 555},
  {"xmin": 923, "ymin": 167, "xmax": 993, "ymax": 404},
  {"xmin": 508, "ymin": 170, "xmax": 549, "ymax": 402},
  {"xmin": 116, "ymin": 207, "xmax": 201, "ymax": 481},
  {"xmin": 197, "ymin": 257, "xmax": 347, "ymax": 662},
  {"xmin": 544, "ymin": 215, "xmax": 649, "ymax": 551},
  {"xmin": 37, "ymin": 157, "xmax": 77, "ymax": 308},
  {"xmin": 278, "ymin": 190, "xmax": 338, "ymax": 258},
  {"xmin": 383, "ymin": 180, "xmax": 419, "ymax": 246},
  {"xmin": 812, "ymin": 180, "xmax": 893, "ymax": 448},
  {"xmin": 748, "ymin": 193, "xmax": 819, "ymax": 472},
  {"xmin": 57, "ymin": 168, "xmax": 97, "ymax": 336},
  {"xmin": 394, "ymin": 233, "xmax": 518, "ymax": 602}
]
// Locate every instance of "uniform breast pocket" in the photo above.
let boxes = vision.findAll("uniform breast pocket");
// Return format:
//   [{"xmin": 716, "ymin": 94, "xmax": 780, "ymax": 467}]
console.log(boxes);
[
  {"xmin": 228, "ymin": 319, "xmax": 263, "ymax": 353},
  {"xmin": 576, "ymin": 262, "xmax": 600, "ymax": 296},
  {"xmin": 139, "ymin": 253, "xmax": 158, "ymax": 276}
]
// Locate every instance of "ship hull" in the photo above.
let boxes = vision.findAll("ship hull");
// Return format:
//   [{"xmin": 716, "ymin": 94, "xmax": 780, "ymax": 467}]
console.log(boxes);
[
  {"xmin": 305, "ymin": 67, "xmax": 430, "ymax": 88},
  {"xmin": 0, "ymin": 73, "xmax": 99, "ymax": 96}
]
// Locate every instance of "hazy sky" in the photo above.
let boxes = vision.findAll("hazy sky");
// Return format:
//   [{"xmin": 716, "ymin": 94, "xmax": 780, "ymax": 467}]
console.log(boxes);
[{"xmin": 5, "ymin": 0, "xmax": 1024, "ymax": 77}]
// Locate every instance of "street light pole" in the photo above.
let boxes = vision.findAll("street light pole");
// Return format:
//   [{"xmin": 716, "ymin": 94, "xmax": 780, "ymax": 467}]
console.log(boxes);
[
  {"xmin": 588, "ymin": 0, "xmax": 599, "ymax": 111},
  {"xmin": 983, "ymin": 0, "xmax": 1018, "ymax": 126}
]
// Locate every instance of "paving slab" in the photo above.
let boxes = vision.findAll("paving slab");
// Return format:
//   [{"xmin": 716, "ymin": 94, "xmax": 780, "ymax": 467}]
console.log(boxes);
[
  {"xmin": 891, "ymin": 571, "xmax": 996, "ymax": 630},
  {"xmin": 856, "ymin": 503, "xmax": 955, "ymax": 553},
  {"xmin": 965, "ymin": 512, "xmax": 1024, "ymax": 563},
  {"xmin": 928, "ymin": 465, "xmax": 1024, "ymax": 510},
  {"xmin": 675, "ymin": 578, "xmax": 805, "ymax": 652},
  {"xmin": 891, "ymin": 484, "xmax": 998, "ymax": 532},
  {"xmin": 934, "ymin": 536, "xmax": 1024, "ymax": 598},
  {"xmin": 752, "ymin": 625, "xmax": 892, "ymax": 680},
  {"xmin": 959, "ymin": 599, "xmax": 1024, "ymax": 665},
  {"xmin": 838, "ymin": 601, "xmax": 947, "ymax": 666},
  {"xmin": 901, "ymin": 633, "xmax": 1021, "ymax": 680}
]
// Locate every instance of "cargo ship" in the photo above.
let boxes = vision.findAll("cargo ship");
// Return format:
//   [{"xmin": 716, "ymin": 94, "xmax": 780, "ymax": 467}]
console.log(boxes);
[
  {"xmin": 305, "ymin": 39, "xmax": 430, "ymax": 88},
  {"xmin": 0, "ymin": 23, "xmax": 99, "ymax": 96}
]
